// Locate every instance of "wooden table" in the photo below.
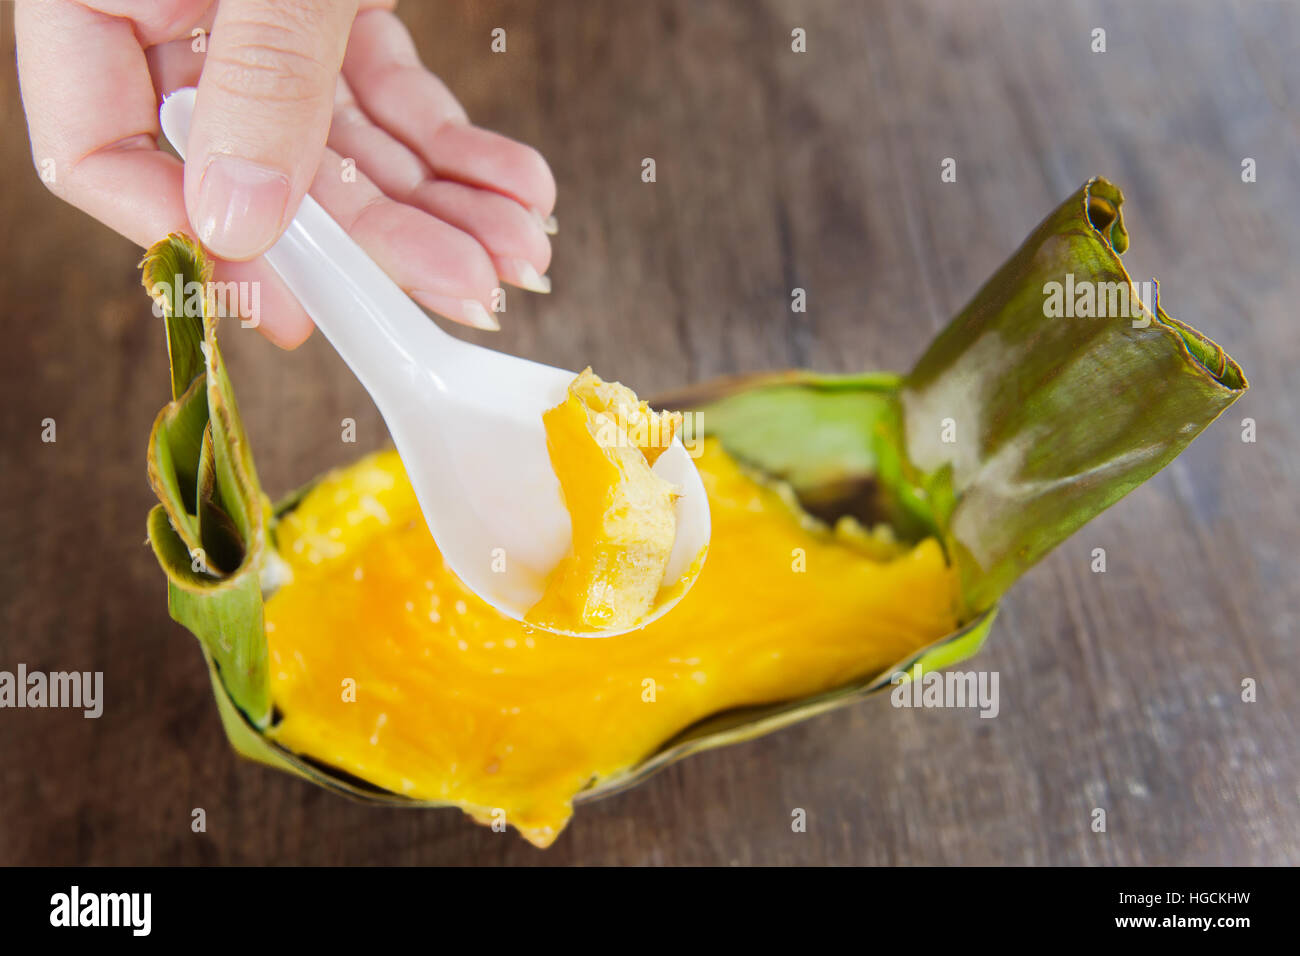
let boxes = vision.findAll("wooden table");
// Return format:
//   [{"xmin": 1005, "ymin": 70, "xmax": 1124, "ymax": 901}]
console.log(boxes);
[{"xmin": 1, "ymin": 0, "xmax": 1295, "ymax": 865}]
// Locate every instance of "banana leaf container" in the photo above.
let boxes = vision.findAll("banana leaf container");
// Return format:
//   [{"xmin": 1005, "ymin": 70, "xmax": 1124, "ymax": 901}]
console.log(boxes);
[{"xmin": 142, "ymin": 178, "xmax": 1246, "ymax": 815}]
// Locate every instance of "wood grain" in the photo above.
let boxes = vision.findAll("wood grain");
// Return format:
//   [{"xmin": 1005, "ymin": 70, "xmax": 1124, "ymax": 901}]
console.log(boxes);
[{"xmin": 0, "ymin": 0, "xmax": 1296, "ymax": 865}]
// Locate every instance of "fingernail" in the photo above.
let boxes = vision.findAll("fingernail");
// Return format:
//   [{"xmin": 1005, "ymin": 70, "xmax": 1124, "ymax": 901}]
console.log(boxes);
[
  {"xmin": 513, "ymin": 260, "xmax": 551, "ymax": 294},
  {"xmin": 461, "ymin": 299, "xmax": 500, "ymax": 330},
  {"xmin": 196, "ymin": 156, "xmax": 290, "ymax": 259},
  {"xmin": 411, "ymin": 291, "xmax": 500, "ymax": 331},
  {"xmin": 534, "ymin": 210, "xmax": 558, "ymax": 235}
]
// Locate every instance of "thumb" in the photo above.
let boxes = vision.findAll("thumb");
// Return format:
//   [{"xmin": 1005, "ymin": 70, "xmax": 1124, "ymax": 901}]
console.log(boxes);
[{"xmin": 185, "ymin": 0, "xmax": 359, "ymax": 260}]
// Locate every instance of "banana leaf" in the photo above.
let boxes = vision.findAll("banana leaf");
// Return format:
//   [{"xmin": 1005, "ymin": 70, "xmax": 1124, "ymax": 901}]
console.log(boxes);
[{"xmin": 142, "ymin": 177, "xmax": 1246, "ymax": 809}]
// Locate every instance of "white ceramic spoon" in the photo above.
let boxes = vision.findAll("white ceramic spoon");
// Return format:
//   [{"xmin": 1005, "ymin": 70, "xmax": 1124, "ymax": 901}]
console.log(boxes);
[{"xmin": 160, "ymin": 87, "xmax": 709, "ymax": 637}]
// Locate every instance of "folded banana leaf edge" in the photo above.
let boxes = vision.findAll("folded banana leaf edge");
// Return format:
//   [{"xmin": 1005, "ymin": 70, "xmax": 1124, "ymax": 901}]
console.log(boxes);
[{"xmin": 141, "ymin": 177, "xmax": 1246, "ymax": 809}]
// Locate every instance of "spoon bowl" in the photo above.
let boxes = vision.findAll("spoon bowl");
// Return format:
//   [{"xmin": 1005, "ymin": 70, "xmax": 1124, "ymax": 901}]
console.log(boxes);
[{"xmin": 160, "ymin": 87, "xmax": 710, "ymax": 636}]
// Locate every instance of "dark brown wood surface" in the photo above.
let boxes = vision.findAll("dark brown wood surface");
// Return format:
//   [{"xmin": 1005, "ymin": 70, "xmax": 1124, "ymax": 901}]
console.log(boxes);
[{"xmin": 1, "ymin": 0, "xmax": 1296, "ymax": 865}]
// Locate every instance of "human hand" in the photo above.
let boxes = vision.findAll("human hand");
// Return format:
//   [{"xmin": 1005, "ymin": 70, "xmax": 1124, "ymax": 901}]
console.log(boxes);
[{"xmin": 16, "ymin": 0, "xmax": 556, "ymax": 345}]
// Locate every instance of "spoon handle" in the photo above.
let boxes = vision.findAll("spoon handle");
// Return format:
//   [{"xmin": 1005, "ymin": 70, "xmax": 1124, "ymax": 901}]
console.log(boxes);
[
  {"xmin": 159, "ymin": 87, "xmax": 461, "ymax": 398},
  {"xmin": 265, "ymin": 192, "xmax": 460, "ymax": 392}
]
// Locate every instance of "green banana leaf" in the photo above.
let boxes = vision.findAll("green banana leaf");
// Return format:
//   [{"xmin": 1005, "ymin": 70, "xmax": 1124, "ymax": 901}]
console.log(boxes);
[
  {"xmin": 142, "ymin": 237, "xmax": 273, "ymax": 731},
  {"xmin": 142, "ymin": 177, "xmax": 1246, "ymax": 808}
]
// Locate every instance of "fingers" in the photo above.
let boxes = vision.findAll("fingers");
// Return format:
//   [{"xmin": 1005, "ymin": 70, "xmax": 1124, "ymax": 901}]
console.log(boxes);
[
  {"xmin": 16, "ymin": 0, "xmax": 314, "ymax": 346},
  {"xmin": 214, "ymin": 257, "xmax": 316, "ymax": 348},
  {"xmin": 342, "ymin": 8, "xmax": 557, "ymax": 218},
  {"xmin": 327, "ymin": 78, "xmax": 432, "ymax": 201},
  {"xmin": 327, "ymin": 81, "xmax": 552, "ymax": 293},
  {"xmin": 79, "ymin": 0, "xmax": 214, "ymax": 47},
  {"xmin": 15, "ymin": 0, "xmax": 179, "ymax": 245},
  {"xmin": 411, "ymin": 182, "xmax": 553, "ymax": 293},
  {"xmin": 185, "ymin": 0, "xmax": 360, "ymax": 261},
  {"xmin": 145, "ymin": 31, "xmax": 208, "ymax": 99},
  {"xmin": 310, "ymin": 146, "xmax": 502, "ymax": 330},
  {"xmin": 18, "ymin": 0, "xmax": 547, "ymax": 346}
]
